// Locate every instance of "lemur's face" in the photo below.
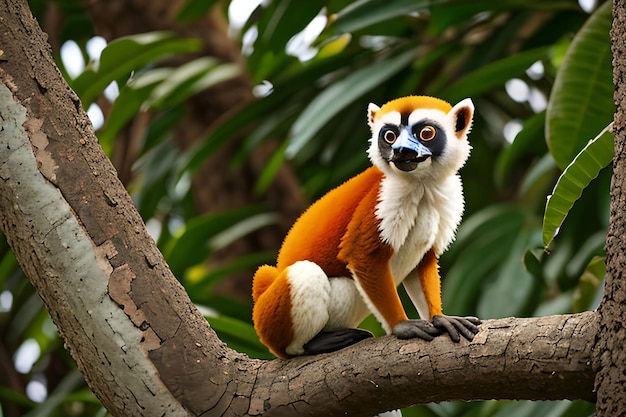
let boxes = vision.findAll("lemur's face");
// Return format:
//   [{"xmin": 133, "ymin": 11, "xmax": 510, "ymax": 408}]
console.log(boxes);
[{"xmin": 367, "ymin": 96, "xmax": 474, "ymax": 178}]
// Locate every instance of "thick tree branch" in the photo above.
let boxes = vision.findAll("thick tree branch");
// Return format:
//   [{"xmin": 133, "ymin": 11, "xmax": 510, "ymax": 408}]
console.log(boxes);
[{"xmin": 0, "ymin": 0, "xmax": 597, "ymax": 416}]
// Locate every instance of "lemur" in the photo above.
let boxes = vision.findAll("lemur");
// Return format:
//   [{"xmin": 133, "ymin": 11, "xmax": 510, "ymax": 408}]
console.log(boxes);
[{"xmin": 252, "ymin": 96, "xmax": 480, "ymax": 358}]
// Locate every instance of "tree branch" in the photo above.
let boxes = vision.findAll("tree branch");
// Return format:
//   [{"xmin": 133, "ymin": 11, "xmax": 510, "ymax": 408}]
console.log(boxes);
[{"xmin": 0, "ymin": 0, "xmax": 597, "ymax": 416}]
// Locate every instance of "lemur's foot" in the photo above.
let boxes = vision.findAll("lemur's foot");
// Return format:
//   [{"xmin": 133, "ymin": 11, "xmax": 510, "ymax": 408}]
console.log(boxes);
[
  {"xmin": 303, "ymin": 328, "xmax": 373, "ymax": 355},
  {"xmin": 392, "ymin": 319, "xmax": 443, "ymax": 341},
  {"xmin": 432, "ymin": 315, "xmax": 481, "ymax": 342}
]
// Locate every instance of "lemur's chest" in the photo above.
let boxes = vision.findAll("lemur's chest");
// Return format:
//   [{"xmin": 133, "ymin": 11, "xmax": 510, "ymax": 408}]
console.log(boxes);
[{"xmin": 375, "ymin": 175, "xmax": 464, "ymax": 284}]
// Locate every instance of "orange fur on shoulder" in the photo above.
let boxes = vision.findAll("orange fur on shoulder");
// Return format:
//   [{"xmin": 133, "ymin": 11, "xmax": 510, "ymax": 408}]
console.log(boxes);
[{"xmin": 277, "ymin": 166, "xmax": 385, "ymax": 277}]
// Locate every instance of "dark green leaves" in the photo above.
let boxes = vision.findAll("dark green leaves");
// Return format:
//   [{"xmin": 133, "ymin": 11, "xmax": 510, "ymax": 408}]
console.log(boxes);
[{"xmin": 546, "ymin": 1, "xmax": 614, "ymax": 170}]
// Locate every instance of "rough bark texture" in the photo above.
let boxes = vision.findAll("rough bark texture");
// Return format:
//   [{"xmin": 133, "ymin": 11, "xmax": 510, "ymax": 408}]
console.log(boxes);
[
  {"xmin": 0, "ymin": 0, "xmax": 607, "ymax": 416},
  {"xmin": 594, "ymin": 1, "xmax": 626, "ymax": 414}
]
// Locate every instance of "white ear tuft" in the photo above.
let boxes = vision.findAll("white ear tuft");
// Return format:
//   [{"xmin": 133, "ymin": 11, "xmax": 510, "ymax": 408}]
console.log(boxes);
[
  {"xmin": 449, "ymin": 98, "xmax": 474, "ymax": 139},
  {"xmin": 368, "ymin": 103, "xmax": 380, "ymax": 130}
]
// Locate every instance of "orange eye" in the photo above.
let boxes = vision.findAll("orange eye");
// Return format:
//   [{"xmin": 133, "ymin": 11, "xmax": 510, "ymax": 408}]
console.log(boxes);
[
  {"xmin": 420, "ymin": 126, "xmax": 436, "ymax": 141},
  {"xmin": 383, "ymin": 129, "xmax": 397, "ymax": 144}
]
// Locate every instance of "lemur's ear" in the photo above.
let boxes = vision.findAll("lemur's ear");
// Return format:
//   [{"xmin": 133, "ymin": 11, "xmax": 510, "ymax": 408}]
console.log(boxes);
[
  {"xmin": 368, "ymin": 103, "xmax": 380, "ymax": 131},
  {"xmin": 448, "ymin": 98, "xmax": 474, "ymax": 139}
]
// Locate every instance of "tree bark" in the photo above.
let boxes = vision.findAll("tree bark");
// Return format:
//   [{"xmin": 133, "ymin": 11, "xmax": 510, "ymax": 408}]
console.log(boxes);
[
  {"xmin": 594, "ymin": 0, "xmax": 626, "ymax": 414},
  {"xmin": 0, "ymin": 0, "xmax": 609, "ymax": 416}
]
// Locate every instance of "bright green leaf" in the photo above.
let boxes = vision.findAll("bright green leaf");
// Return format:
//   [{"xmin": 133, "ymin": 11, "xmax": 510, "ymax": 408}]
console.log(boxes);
[
  {"xmin": 546, "ymin": 1, "xmax": 614, "ymax": 169},
  {"xmin": 71, "ymin": 32, "xmax": 202, "ymax": 107},
  {"xmin": 331, "ymin": 0, "xmax": 431, "ymax": 34},
  {"xmin": 543, "ymin": 124, "xmax": 614, "ymax": 249},
  {"xmin": 145, "ymin": 58, "xmax": 240, "ymax": 110}
]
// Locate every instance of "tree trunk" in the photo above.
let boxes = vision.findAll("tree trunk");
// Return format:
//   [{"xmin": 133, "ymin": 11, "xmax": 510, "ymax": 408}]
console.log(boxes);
[
  {"xmin": 0, "ymin": 0, "xmax": 602, "ymax": 415},
  {"xmin": 593, "ymin": 0, "xmax": 626, "ymax": 414}
]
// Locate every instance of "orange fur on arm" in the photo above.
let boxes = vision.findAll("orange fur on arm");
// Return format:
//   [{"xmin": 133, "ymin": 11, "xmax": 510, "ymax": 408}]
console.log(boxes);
[{"xmin": 418, "ymin": 249, "xmax": 443, "ymax": 318}]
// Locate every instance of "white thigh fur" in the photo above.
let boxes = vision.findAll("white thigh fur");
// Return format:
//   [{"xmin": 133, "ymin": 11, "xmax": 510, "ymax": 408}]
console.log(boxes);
[
  {"xmin": 285, "ymin": 262, "xmax": 370, "ymax": 355},
  {"xmin": 325, "ymin": 277, "xmax": 370, "ymax": 330},
  {"xmin": 285, "ymin": 261, "xmax": 331, "ymax": 356}
]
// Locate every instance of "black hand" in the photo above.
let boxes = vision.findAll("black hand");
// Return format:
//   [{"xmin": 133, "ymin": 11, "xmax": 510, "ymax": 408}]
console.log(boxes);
[
  {"xmin": 392, "ymin": 319, "xmax": 443, "ymax": 341},
  {"xmin": 303, "ymin": 328, "xmax": 374, "ymax": 355},
  {"xmin": 431, "ymin": 315, "xmax": 481, "ymax": 342}
]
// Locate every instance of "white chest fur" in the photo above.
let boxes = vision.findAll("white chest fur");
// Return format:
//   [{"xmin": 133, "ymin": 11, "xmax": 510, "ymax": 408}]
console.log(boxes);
[{"xmin": 375, "ymin": 174, "xmax": 464, "ymax": 284}]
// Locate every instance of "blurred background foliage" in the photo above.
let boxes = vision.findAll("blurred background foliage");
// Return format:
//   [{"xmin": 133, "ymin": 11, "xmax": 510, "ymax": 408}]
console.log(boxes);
[{"xmin": 0, "ymin": 0, "xmax": 614, "ymax": 415}]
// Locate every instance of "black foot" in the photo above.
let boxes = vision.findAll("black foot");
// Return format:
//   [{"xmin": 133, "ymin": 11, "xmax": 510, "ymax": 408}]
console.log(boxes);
[
  {"xmin": 392, "ymin": 319, "xmax": 443, "ymax": 341},
  {"xmin": 432, "ymin": 315, "xmax": 481, "ymax": 342},
  {"xmin": 303, "ymin": 328, "xmax": 374, "ymax": 355}
]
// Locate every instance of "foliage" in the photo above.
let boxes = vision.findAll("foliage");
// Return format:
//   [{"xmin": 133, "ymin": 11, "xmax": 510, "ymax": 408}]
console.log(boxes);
[{"xmin": 1, "ymin": 0, "xmax": 615, "ymax": 415}]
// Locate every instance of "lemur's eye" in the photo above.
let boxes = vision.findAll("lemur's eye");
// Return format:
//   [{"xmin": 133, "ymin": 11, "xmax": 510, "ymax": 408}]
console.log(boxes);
[
  {"xmin": 419, "ymin": 126, "xmax": 436, "ymax": 141},
  {"xmin": 383, "ymin": 129, "xmax": 397, "ymax": 144}
]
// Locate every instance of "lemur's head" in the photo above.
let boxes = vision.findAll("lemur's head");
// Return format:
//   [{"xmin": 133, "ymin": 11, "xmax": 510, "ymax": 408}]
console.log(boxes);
[{"xmin": 367, "ymin": 96, "xmax": 474, "ymax": 179}]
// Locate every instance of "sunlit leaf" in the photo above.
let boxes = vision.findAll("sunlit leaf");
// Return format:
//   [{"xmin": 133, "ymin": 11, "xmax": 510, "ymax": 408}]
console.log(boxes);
[
  {"xmin": 331, "ymin": 0, "xmax": 431, "ymax": 34},
  {"xmin": 71, "ymin": 32, "xmax": 202, "ymax": 107},
  {"xmin": 145, "ymin": 58, "xmax": 240, "ymax": 110},
  {"xmin": 543, "ymin": 124, "xmax": 613, "ymax": 249},
  {"xmin": 546, "ymin": 1, "xmax": 614, "ymax": 169}
]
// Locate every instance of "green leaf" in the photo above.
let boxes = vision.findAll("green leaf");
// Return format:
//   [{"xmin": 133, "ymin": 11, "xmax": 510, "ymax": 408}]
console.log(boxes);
[
  {"xmin": 495, "ymin": 111, "xmax": 547, "ymax": 188},
  {"xmin": 176, "ymin": 0, "xmax": 219, "ymax": 23},
  {"xmin": 98, "ymin": 68, "xmax": 172, "ymax": 154},
  {"xmin": 573, "ymin": 256, "xmax": 605, "ymax": 312},
  {"xmin": 331, "ymin": 0, "xmax": 431, "ymax": 34},
  {"xmin": 543, "ymin": 124, "xmax": 614, "ymax": 249},
  {"xmin": 443, "ymin": 205, "xmax": 530, "ymax": 316},
  {"xmin": 256, "ymin": 0, "xmax": 324, "ymax": 54},
  {"xmin": 186, "ymin": 252, "xmax": 274, "ymax": 298},
  {"xmin": 546, "ymin": 1, "xmax": 614, "ymax": 169},
  {"xmin": 476, "ymin": 226, "xmax": 541, "ymax": 319},
  {"xmin": 71, "ymin": 32, "xmax": 202, "ymax": 107},
  {"xmin": 440, "ymin": 48, "xmax": 548, "ymax": 104},
  {"xmin": 286, "ymin": 49, "xmax": 416, "ymax": 158},
  {"xmin": 175, "ymin": 51, "xmax": 359, "ymax": 178},
  {"xmin": 164, "ymin": 206, "xmax": 270, "ymax": 278},
  {"xmin": 144, "ymin": 58, "xmax": 240, "ymax": 110}
]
